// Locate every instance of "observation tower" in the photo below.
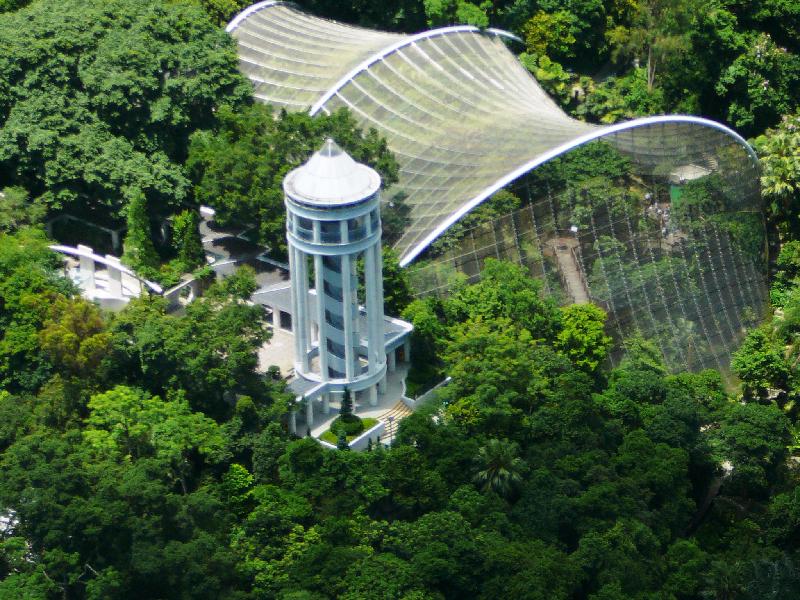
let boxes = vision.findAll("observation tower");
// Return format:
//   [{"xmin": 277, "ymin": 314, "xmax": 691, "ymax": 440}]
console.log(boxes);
[{"xmin": 284, "ymin": 139, "xmax": 387, "ymax": 409}]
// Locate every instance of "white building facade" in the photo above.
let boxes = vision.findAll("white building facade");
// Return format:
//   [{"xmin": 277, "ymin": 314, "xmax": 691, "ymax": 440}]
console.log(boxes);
[{"xmin": 283, "ymin": 139, "xmax": 391, "ymax": 416}]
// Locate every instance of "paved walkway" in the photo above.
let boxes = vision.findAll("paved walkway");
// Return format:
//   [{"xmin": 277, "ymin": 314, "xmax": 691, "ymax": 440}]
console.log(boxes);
[
  {"xmin": 257, "ymin": 326, "xmax": 295, "ymax": 375},
  {"xmin": 307, "ymin": 364, "xmax": 411, "ymax": 438},
  {"xmin": 548, "ymin": 237, "xmax": 589, "ymax": 304}
]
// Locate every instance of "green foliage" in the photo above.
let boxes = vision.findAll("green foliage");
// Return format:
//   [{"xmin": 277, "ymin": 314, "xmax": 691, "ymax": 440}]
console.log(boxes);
[
  {"xmin": 121, "ymin": 189, "xmax": 159, "ymax": 276},
  {"xmin": 422, "ymin": 0, "xmax": 489, "ymax": 28},
  {"xmin": 711, "ymin": 401, "xmax": 791, "ymax": 496},
  {"xmin": 575, "ymin": 68, "xmax": 666, "ymax": 123},
  {"xmin": 380, "ymin": 246, "xmax": 414, "ymax": 317},
  {"xmin": 731, "ymin": 327, "xmax": 789, "ymax": 400},
  {"xmin": 754, "ymin": 113, "xmax": 800, "ymax": 234},
  {"xmin": 556, "ymin": 303, "xmax": 612, "ymax": 374},
  {"xmin": 0, "ymin": 0, "xmax": 250, "ymax": 220},
  {"xmin": 472, "ymin": 438, "xmax": 525, "ymax": 498},
  {"xmin": 523, "ymin": 11, "xmax": 576, "ymax": 61},
  {"xmin": 431, "ymin": 189, "xmax": 521, "ymax": 254},
  {"xmin": 446, "ymin": 259, "xmax": 560, "ymax": 339},
  {"xmin": 187, "ymin": 104, "xmax": 398, "ymax": 254},
  {"xmin": 340, "ymin": 392, "xmax": 354, "ymax": 418},
  {"xmin": 0, "ymin": 187, "xmax": 45, "ymax": 232},
  {"xmin": 38, "ymin": 296, "xmax": 112, "ymax": 381},
  {"xmin": 0, "ymin": 229, "xmax": 75, "ymax": 393},
  {"xmin": 519, "ymin": 53, "xmax": 573, "ymax": 106},
  {"xmin": 610, "ymin": 0, "xmax": 694, "ymax": 92},
  {"xmin": 773, "ymin": 241, "xmax": 800, "ymax": 305},
  {"xmin": 0, "ymin": 0, "xmax": 28, "ymax": 13},
  {"xmin": 293, "ymin": 0, "xmax": 427, "ymax": 32},
  {"xmin": 190, "ymin": 0, "xmax": 250, "ymax": 24},
  {"xmin": 107, "ymin": 278, "xmax": 275, "ymax": 419},
  {"xmin": 0, "ymin": 0, "xmax": 798, "ymax": 591},
  {"xmin": 172, "ymin": 210, "xmax": 206, "ymax": 271},
  {"xmin": 1, "ymin": 232, "xmax": 799, "ymax": 598},
  {"xmin": 717, "ymin": 33, "xmax": 800, "ymax": 136},
  {"xmin": 330, "ymin": 415, "xmax": 366, "ymax": 437},
  {"xmin": 402, "ymin": 297, "xmax": 447, "ymax": 394}
]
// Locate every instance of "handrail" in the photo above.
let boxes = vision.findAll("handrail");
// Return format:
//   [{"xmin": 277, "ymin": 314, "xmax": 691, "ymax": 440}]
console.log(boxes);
[{"xmin": 50, "ymin": 245, "xmax": 163, "ymax": 294}]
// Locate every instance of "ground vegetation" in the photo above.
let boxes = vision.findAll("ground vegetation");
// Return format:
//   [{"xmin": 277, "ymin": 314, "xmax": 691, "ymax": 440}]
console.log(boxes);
[{"xmin": 1, "ymin": 0, "xmax": 800, "ymax": 598}]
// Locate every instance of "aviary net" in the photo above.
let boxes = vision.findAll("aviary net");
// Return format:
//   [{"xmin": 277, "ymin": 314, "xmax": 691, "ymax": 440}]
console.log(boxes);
[
  {"xmin": 408, "ymin": 125, "xmax": 765, "ymax": 372},
  {"xmin": 229, "ymin": 2, "xmax": 766, "ymax": 372}
]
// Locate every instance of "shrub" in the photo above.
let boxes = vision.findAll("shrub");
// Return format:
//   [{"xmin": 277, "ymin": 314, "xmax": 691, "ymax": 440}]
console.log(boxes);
[
  {"xmin": 320, "ymin": 417, "xmax": 379, "ymax": 445},
  {"xmin": 331, "ymin": 415, "xmax": 365, "ymax": 437}
]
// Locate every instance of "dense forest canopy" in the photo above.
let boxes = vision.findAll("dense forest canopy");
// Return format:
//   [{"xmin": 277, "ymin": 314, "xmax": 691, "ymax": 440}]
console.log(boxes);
[
  {"xmin": 1, "ymin": 0, "xmax": 800, "ymax": 599},
  {"xmin": 2, "ymin": 234, "xmax": 800, "ymax": 598}
]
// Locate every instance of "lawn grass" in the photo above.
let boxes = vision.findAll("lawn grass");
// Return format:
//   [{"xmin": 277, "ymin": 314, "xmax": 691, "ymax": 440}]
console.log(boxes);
[{"xmin": 319, "ymin": 417, "xmax": 379, "ymax": 445}]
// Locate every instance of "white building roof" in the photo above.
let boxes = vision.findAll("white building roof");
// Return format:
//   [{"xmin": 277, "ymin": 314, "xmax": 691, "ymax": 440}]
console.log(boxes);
[{"xmin": 283, "ymin": 139, "xmax": 381, "ymax": 207}]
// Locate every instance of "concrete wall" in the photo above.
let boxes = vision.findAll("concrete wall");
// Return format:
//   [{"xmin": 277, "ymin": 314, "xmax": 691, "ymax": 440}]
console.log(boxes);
[
  {"xmin": 315, "ymin": 419, "xmax": 386, "ymax": 452},
  {"xmin": 348, "ymin": 420, "xmax": 385, "ymax": 451},
  {"xmin": 163, "ymin": 277, "xmax": 203, "ymax": 311}
]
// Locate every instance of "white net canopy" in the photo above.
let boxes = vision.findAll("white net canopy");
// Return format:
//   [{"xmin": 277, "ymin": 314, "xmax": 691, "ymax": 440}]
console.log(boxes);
[{"xmin": 229, "ymin": 2, "xmax": 765, "ymax": 372}]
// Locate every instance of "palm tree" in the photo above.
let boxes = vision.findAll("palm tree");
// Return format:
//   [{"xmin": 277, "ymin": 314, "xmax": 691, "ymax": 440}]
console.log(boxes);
[{"xmin": 473, "ymin": 438, "xmax": 525, "ymax": 499}]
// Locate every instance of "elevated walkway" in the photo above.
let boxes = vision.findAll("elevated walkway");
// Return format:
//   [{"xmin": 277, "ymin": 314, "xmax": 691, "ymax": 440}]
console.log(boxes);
[{"xmin": 545, "ymin": 237, "xmax": 589, "ymax": 304}]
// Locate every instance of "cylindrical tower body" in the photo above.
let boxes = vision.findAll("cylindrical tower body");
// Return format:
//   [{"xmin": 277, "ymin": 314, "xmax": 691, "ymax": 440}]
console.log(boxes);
[{"xmin": 283, "ymin": 139, "xmax": 386, "ymax": 396}]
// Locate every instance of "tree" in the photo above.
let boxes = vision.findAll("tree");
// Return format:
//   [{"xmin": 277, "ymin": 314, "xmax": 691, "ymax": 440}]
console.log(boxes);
[
  {"xmin": 445, "ymin": 258, "xmax": 560, "ymax": 341},
  {"xmin": 84, "ymin": 385, "xmax": 229, "ymax": 491},
  {"xmin": 193, "ymin": 0, "xmax": 249, "ymax": 24},
  {"xmin": 107, "ymin": 278, "xmax": 275, "ymax": 419},
  {"xmin": 573, "ymin": 519, "xmax": 662, "ymax": 596},
  {"xmin": 713, "ymin": 401, "xmax": 792, "ymax": 497},
  {"xmin": 610, "ymin": 0, "xmax": 694, "ymax": 92},
  {"xmin": 380, "ymin": 246, "xmax": 413, "ymax": 317},
  {"xmin": 717, "ymin": 34, "xmax": 800, "ymax": 135},
  {"xmin": 172, "ymin": 209, "xmax": 206, "ymax": 271},
  {"xmin": 0, "ymin": 229, "xmax": 75, "ymax": 393},
  {"xmin": 522, "ymin": 11, "xmax": 576, "ymax": 61},
  {"xmin": 0, "ymin": 187, "xmax": 45, "ymax": 232},
  {"xmin": 38, "ymin": 297, "xmax": 112, "ymax": 380},
  {"xmin": 187, "ymin": 105, "xmax": 398, "ymax": 254},
  {"xmin": 555, "ymin": 303, "xmax": 612, "ymax": 375},
  {"xmin": 339, "ymin": 553, "xmax": 421, "ymax": 600},
  {"xmin": 121, "ymin": 188, "xmax": 159, "ymax": 275},
  {"xmin": 401, "ymin": 298, "xmax": 446, "ymax": 391},
  {"xmin": 0, "ymin": 0, "xmax": 29, "ymax": 13},
  {"xmin": 422, "ymin": 0, "xmax": 489, "ymax": 28},
  {"xmin": 473, "ymin": 438, "xmax": 525, "ymax": 498},
  {"xmin": 731, "ymin": 327, "xmax": 789, "ymax": 400},
  {"xmin": 754, "ymin": 113, "xmax": 800, "ymax": 233},
  {"xmin": 340, "ymin": 392, "xmax": 354, "ymax": 418},
  {"xmin": 0, "ymin": 0, "xmax": 250, "ymax": 220},
  {"xmin": 442, "ymin": 318, "xmax": 544, "ymax": 434}
]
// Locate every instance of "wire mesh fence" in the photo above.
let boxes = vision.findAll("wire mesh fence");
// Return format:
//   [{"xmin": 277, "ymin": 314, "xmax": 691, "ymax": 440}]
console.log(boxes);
[
  {"xmin": 407, "ymin": 131, "xmax": 766, "ymax": 373},
  {"xmin": 229, "ymin": 3, "xmax": 767, "ymax": 372}
]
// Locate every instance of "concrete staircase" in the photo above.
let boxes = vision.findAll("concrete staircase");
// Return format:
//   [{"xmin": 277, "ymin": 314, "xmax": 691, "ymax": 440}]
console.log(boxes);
[{"xmin": 379, "ymin": 401, "xmax": 413, "ymax": 440}]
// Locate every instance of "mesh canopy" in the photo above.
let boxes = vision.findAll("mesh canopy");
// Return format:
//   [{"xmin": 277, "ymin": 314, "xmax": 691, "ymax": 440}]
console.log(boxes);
[
  {"xmin": 228, "ymin": 2, "xmax": 758, "ymax": 266},
  {"xmin": 229, "ymin": 2, "xmax": 765, "ymax": 372},
  {"xmin": 408, "ymin": 125, "xmax": 765, "ymax": 372},
  {"xmin": 227, "ymin": 2, "xmax": 402, "ymax": 109}
]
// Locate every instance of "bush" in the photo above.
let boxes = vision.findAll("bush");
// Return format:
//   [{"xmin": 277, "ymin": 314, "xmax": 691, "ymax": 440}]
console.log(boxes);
[
  {"xmin": 320, "ymin": 417, "xmax": 379, "ymax": 445},
  {"xmin": 331, "ymin": 415, "xmax": 365, "ymax": 437}
]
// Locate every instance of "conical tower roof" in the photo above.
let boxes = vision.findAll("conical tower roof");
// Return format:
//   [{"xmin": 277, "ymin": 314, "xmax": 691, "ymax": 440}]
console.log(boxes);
[{"xmin": 283, "ymin": 139, "xmax": 381, "ymax": 207}]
